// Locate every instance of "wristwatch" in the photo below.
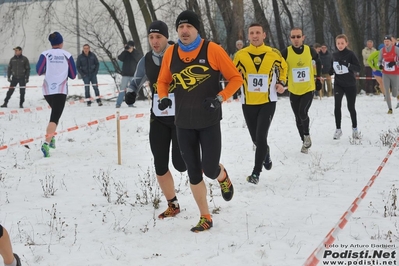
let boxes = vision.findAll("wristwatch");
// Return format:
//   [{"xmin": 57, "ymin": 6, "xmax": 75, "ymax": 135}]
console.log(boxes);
[{"xmin": 277, "ymin": 80, "xmax": 286, "ymax": 87}]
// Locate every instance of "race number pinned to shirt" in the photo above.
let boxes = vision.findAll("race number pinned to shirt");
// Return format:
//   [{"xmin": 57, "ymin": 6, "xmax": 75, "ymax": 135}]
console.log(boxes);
[
  {"xmin": 384, "ymin": 61, "xmax": 395, "ymax": 72},
  {"xmin": 292, "ymin": 67, "xmax": 310, "ymax": 83},
  {"xmin": 333, "ymin": 62, "xmax": 349, "ymax": 75},
  {"xmin": 153, "ymin": 93, "xmax": 175, "ymax": 116},
  {"xmin": 248, "ymin": 74, "xmax": 268, "ymax": 93}
]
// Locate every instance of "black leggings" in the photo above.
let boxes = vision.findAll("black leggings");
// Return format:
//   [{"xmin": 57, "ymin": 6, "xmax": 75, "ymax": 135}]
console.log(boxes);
[
  {"xmin": 176, "ymin": 123, "xmax": 222, "ymax": 185},
  {"xmin": 289, "ymin": 91, "xmax": 314, "ymax": 141},
  {"xmin": 334, "ymin": 84, "xmax": 357, "ymax": 129},
  {"xmin": 44, "ymin": 94, "xmax": 67, "ymax": 125},
  {"xmin": 242, "ymin": 102, "xmax": 276, "ymax": 174},
  {"xmin": 149, "ymin": 118, "xmax": 186, "ymax": 176}
]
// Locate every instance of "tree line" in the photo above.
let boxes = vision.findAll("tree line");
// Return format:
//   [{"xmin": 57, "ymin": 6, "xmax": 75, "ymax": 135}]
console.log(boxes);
[{"xmin": 2, "ymin": 0, "xmax": 399, "ymax": 78}]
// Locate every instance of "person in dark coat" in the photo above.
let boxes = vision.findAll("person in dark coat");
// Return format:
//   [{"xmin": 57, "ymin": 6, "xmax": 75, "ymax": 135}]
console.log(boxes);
[
  {"xmin": 76, "ymin": 44, "xmax": 102, "ymax": 106},
  {"xmin": 1, "ymin": 46, "xmax": 30, "ymax": 108},
  {"xmin": 115, "ymin": 41, "xmax": 141, "ymax": 108}
]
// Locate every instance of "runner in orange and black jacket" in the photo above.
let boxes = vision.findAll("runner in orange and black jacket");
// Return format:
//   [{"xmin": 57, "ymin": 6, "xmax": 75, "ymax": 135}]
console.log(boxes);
[{"xmin": 157, "ymin": 10, "xmax": 243, "ymax": 232}]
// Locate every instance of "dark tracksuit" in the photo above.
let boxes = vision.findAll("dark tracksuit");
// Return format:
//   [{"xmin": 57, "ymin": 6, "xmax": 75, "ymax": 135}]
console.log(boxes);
[
  {"xmin": 4, "ymin": 54, "xmax": 30, "ymax": 106},
  {"xmin": 76, "ymin": 51, "xmax": 101, "ymax": 104},
  {"xmin": 329, "ymin": 48, "xmax": 361, "ymax": 129}
]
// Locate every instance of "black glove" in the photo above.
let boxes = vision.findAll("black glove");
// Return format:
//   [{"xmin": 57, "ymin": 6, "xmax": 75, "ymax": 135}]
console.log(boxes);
[
  {"xmin": 388, "ymin": 61, "xmax": 396, "ymax": 68},
  {"xmin": 25, "ymin": 78, "xmax": 29, "ymax": 84},
  {"xmin": 379, "ymin": 65, "xmax": 384, "ymax": 70},
  {"xmin": 315, "ymin": 79, "xmax": 322, "ymax": 91},
  {"xmin": 7, "ymin": 77, "xmax": 11, "ymax": 83},
  {"xmin": 338, "ymin": 59, "xmax": 349, "ymax": 67},
  {"xmin": 158, "ymin": 97, "xmax": 172, "ymax": 110},
  {"xmin": 203, "ymin": 97, "xmax": 221, "ymax": 113},
  {"xmin": 125, "ymin": 91, "xmax": 137, "ymax": 105}
]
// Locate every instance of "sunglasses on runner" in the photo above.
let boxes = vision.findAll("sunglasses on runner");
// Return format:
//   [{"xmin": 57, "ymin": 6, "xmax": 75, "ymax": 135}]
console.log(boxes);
[{"xmin": 290, "ymin": 35, "xmax": 302, "ymax": 39}]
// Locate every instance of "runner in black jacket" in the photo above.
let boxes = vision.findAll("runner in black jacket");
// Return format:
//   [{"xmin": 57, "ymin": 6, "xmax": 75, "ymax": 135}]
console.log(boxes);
[{"xmin": 329, "ymin": 34, "xmax": 361, "ymax": 140}]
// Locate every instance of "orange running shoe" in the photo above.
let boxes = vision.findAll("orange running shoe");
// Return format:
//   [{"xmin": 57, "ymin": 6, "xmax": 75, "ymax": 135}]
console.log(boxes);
[
  {"xmin": 218, "ymin": 169, "xmax": 234, "ymax": 201},
  {"xmin": 190, "ymin": 216, "xmax": 213, "ymax": 232},
  {"xmin": 158, "ymin": 201, "xmax": 180, "ymax": 219}
]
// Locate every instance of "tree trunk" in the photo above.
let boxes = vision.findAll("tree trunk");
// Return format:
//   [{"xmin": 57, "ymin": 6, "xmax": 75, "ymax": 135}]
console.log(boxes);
[
  {"xmin": 187, "ymin": 0, "xmax": 206, "ymax": 38},
  {"xmin": 336, "ymin": 0, "xmax": 364, "ymax": 93},
  {"xmin": 214, "ymin": 0, "xmax": 235, "ymax": 55},
  {"xmin": 145, "ymin": 0, "xmax": 158, "ymax": 21},
  {"xmin": 396, "ymin": 0, "xmax": 399, "ymax": 37},
  {"xmin": 280, "ymin": 0, "xmax": 294, "ymax": 29},
  {"xmin": 325, "ymin": 0, "xmax": 342, "ymax": 41},
  {"xmin": 309, "ymin": 0, "xmax": 325, "ymax": 44},
  {"xmin": 272, "ymin": 0, "xmax": 285, "ymax": 49},
  {"xmin": 365, "ymin": 0, "xmax": 372, "ymax": 40},
  {"xmin": 137, "ymin": 0, "xmax": 155, "ymax": 30},
  {"xmin": 122, "ymin": 0, "xmax": 143, "ymax": 57},
  {"xmin": 204, "ymin": 0, "xmax": 219, "ymax": 44},
  {"xmin": 252, "ymin": 0, "xmax": 272, "ymax": 45}
]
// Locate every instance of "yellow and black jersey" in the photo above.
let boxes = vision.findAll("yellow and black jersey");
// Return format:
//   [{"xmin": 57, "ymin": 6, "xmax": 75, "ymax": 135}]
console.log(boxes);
[
  {"xmin": 233, "ymin": 44, "xmax": 288, "ymax": 105},
  {"xmin": 286, "ymin": 45, "xmax": 315, "ymax": 95}
]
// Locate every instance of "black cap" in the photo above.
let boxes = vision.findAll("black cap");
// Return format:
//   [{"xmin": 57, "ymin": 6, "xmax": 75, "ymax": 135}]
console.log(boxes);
[
  {"xmin": 13, "ymin": 46, "xmax": 22, "ymax": 51},
  {"xmin": 175, "ymin": 10, "xmax": 200, "ymax": 32},
  {"xmin": 127, "ymin": 40, "xmax": 135, "ymax": 46},
  {"xmin": 148, "ymin": 20, "xmax": 169, "ymax": 39},
  {"xmin": 384, "ymin": 35, "xmax": 392, "ymax": 40}
]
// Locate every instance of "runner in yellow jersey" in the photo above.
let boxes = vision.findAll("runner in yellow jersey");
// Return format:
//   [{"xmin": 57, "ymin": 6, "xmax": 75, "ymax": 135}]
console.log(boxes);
[
  {"xmin": 233, "ymin": 23, "xmax": 287, "ymax": 184},
  {"xmin": 281, "ymin": 27, "xmax": 322, "ymax": 154}
]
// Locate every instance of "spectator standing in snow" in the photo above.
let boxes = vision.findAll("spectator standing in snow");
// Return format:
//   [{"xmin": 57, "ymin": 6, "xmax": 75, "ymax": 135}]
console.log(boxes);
[
  {"xmin": 1, "ymin": 46, "xmax": 30, "ymax": 108},
  {"xmin": 115, "ymin": 41, "xmax": 141, "ymax": 108},
  {"xmin": 76, "ymin": 44, "xmax": 102, "ymax": 106}
]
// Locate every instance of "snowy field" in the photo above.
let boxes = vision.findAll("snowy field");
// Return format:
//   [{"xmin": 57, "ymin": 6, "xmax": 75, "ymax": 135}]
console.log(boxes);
[{"xmin": 0, "ymin": 75, "xmax": 398, "ymax": 266}]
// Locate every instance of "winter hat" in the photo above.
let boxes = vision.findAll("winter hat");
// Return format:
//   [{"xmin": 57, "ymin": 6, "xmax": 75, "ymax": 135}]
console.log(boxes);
[
  {"xmin": 48, "ymin": 32, "xmax": 63, "ymax": 46},
  {"xmin": 126, "ymin": 40, "xmax": 135, "ymax": 47},
  {"xmin": 148, "ymin": 20, "xmax": 169, "ymax": 39},
  {"xmin": 384, "ymin": 35, "xmax": 392, "ymax": 40},
  {"xmin": 175, "ymin": 10, "xmax": 200, "ymax": 32}
]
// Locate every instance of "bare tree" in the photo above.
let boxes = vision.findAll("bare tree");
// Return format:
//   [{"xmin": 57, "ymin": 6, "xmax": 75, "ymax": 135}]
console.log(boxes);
[
  {"xmin": 271, "ymin": 0, "xmax": 285, "ymax": 49},
  {"xmin": 325, "ymin": 0, "xmax": 342, "ymax": 45},
  {"xmin": 309, "ymin": 0, "xmax": 325, "ymax": 44},
  {"xmin": 252, "ymin": 0, "xmax": 272, "ymax": 45},
  {"xmin": 280, "ymin": 0, "xmax": 294, "ymax": 30}
]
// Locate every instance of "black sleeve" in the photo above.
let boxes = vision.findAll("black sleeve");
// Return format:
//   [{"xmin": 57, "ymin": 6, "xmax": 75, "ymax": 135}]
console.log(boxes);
[
  {"xmin": 329, "ymin": 53, "xmax": 335, "ymax": 75},
  {"xmin": 348, "ymin": 52, "xmax": 361, "ymax": 73},
  {"xmin": 25, "ymin": 57, "xmax": 30, "ymax": 78},
  {"xmin": 93, "ymin": 54, "xmax": 99, "ymax": 74},
  {"xmin": 118, "ymin": 51, "xmax": 128, "ymax": 61},
  {"xmin": 310, "ymin": 47, "xmax": 322, "ymax": 77},
  {"xmin": 280, "ymin": 48, "xmax": 288, "ymax": 60},
  {"xmin": 76, "ymin": 55, "xmax": 83, "ymax": 76}
]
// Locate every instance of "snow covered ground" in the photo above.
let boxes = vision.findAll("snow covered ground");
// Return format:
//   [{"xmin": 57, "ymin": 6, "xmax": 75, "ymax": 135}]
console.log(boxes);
[{"xmin": 0, "ymin": 75, "xmax": 398, "ymax": 266}]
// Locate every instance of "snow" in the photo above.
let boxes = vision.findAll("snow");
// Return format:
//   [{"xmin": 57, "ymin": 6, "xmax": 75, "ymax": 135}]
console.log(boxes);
[{"xmin": 0, "ymin": 75, "xmax": 398, "ymax": 266}]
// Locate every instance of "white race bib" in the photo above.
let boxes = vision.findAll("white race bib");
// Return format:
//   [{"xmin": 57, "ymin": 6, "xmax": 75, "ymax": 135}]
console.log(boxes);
[
  {"xmin": 333, "ymin": 62, "xmax": 349, "ymax": 75},
  {"xmin": 384, "ymin": 61, "xmax": 395, "ymax": 72},
  {"xmin": 153, "ymin": 93, "xmax": 175, "ymax": 116},
  {"xmin": 247, "ymin": 74, "xmax": 268, "ymax": 93},
  {"xmin": 292, "ymin": 67, "xmax": 310, "ymax": 82}
]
